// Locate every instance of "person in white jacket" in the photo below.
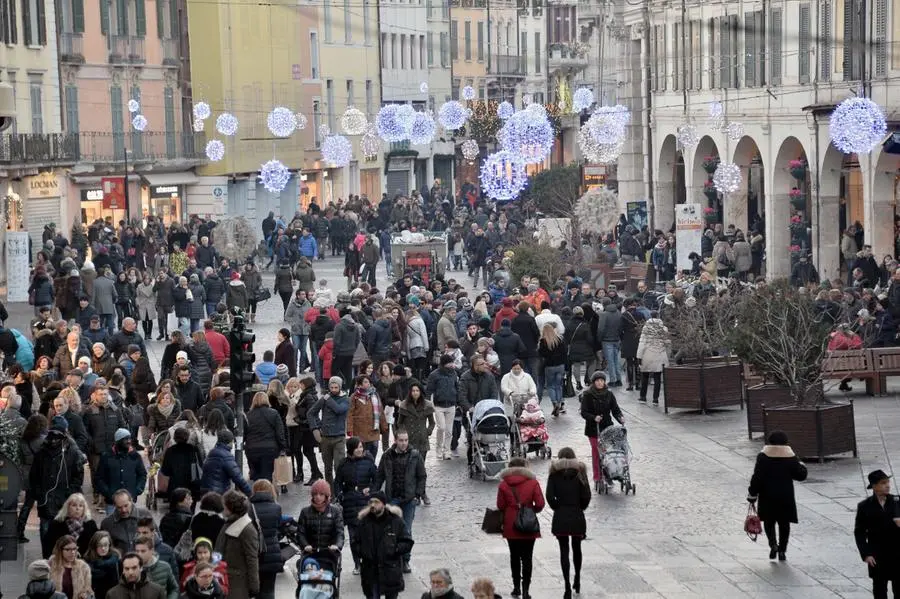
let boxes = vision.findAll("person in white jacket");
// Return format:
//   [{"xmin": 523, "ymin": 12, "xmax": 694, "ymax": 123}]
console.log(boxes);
[
  {"xmin": 500, "ymin": 359, "xmax": 538, "ymax": 418},
  {"xmin": 535, "ymin": 304, "xmax": 565, "ymax": 336}
]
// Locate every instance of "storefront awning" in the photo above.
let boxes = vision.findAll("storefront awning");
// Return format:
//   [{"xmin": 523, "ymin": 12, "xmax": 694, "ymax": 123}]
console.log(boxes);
[{"xmin": 142, "ymin": 172, "xmax": 200, "ymax": 187}]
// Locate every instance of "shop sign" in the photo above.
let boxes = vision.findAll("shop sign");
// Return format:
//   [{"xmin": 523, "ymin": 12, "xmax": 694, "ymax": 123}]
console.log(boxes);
[
  {"xmin": 28, "ymin": 173, "xmax": 61, "ymax": 199},
  {"xmin": 675, "ymin": 203, "xmax": 703, "ymax": 273},
  {"xmin": 101, "ymin": 177, "xmax": 126, "ymax": 210},
  {"xmin": 6, "ymin": 231, "xmax": 30, "ymax": 302},
  {"xmin": 81, "ymin": 188, "xmax": 104, "ymax": 201},
  {"xmin": 151, "ymin": 185, "xmax": 180, "ymax": 198},
  {"xmin": 582, "ymin": 164, "xmax": 606, "ymax": 189}
]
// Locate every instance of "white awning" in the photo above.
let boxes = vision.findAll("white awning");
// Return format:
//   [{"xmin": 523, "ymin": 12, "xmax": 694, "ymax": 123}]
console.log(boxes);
[{"xmin": 142, "ymin": 172, "xmax": 200, "ymax": 187}]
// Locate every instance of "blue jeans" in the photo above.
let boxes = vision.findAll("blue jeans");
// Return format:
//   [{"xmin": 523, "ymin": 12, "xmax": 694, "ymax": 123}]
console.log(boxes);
[
  {"xmin": 602, "ymin": 341, "xmax": 621, "ymax": 384},
  {"xmin": 390, "ymin": 499, "xmax": 416, "ymax": 562},
  {"xmin": 293, "ymin": 334, "xmax": 309, "ymax": 371},
  {"xmin": 190, "ymin": 318, "xmax": 201, "ymax": 333},
  {"xmin": 178, "ymin": 316, "xmax": 190, "ymax": 335},
  {"xmin": 544, "ymin": 364, "xmax": 566, "ymax": 407},
  {"xmin": 101, "ymin": 313, "xmax": 116, "ymax": 335},
  {"xmin": 526, "ymin": 356, "xmax": 543, "ymax": 401},
  {"xmin": 206, "ymin": 302, "xmax": 217, "ymax": 318}
]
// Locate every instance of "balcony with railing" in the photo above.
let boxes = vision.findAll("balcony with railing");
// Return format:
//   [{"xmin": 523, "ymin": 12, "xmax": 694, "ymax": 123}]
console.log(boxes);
[
  {"xmin": 162, "ymin": 38, "xmax": 179, "ymax": 66},
  {"xmin": 77, "ymin": 131, "xmax": 206, "ymax": 163},
  {"xmin": 577, "ymin": 0, "xmax": 603, "ymax": 19},
  {"xmin": 548, "ymin": 42, "xmax": 590, "ymax": 73},
  {"xmin": 128, "ymin": 36, "xmax": 145, "ymax": 63},
  {"xmin": 449, "ymin": 0, "xmax": 486, "ymax": 7},
  {"xmin": 108, "ymin": 36, "xmax": 145, "ymax": 64},
  {"xmin": 0, "ymin": 133, "xmax": 81, "ymax": 165},
  {"xmin": 487, "ymin": 54, "xmax": 526, "ymax": 78},
  {"xmin": 59, "ymin": 32, "xmax": 85, "ymax": 64}
]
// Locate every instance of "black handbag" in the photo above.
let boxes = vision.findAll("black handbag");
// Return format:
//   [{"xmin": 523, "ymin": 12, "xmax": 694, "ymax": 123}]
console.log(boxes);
[
  {"xmin": 481, "ymin": 508, "xmax": 503, "ymax": 534},
  {"xmin": 512, "ymin": 487, "xmax": 540, "ymax": 535},
  {"xmin": 254, "ymin": 288, "xmax": 272, "ymax": 302}
]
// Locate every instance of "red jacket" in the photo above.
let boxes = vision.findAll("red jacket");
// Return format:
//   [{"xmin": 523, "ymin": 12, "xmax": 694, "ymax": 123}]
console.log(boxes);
[
  {"xmin": 526, "ymin": 289, "xmax": 551, "ymax": 312},
  {"xmin": 305, "ymin": 306, "xmax": 340, "ymax": 325},
  {"xmin": 492, "ymin": 306, "xmax": 518, "ymax": 332},
  {"xmin": 318, "ymin": 338, "xmax": 334, "ymax": 379},
  {"xmin": 181, "ymin": 558, "xmax": 229, "ymax": 594},
  {"xmin": 205, "ymin": 329, "xmax": 231, "ymax": 367},
  {"xmin": 827, "ymin": 331, "xmax": 862, "ymax": 351},
  {"xmin": 496, "ymin": 467, "xmax": 545, "ymax": 540}
]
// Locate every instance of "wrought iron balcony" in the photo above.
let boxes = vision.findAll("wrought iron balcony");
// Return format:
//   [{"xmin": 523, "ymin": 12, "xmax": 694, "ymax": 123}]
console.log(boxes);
[
  {"xmin": 0, "ymin": 133, "xmax": 81, "ymax": 165},
  {"xmin": 59, "ymin": 32, "xmax": 85, "ymax": 64},
  {"xmin": 487, "ymin": 54, "xmax": 526, "ymax": 77},
  {"xmin": 162, "ymin": 37, "xmax": 179, "ymax": 66},
  {"xmin": 76, "ymin": 131, "xmax": 206, "ymax": 163},
  {"xmin": 129, "ymin": 36, "xmax": 145, "ymax": 63},
  {"xmin": 548, "ymin": 42, "xmax": 589, "ymax": 73},
  {"xmin": 577, "ymin": 0, "xmax": 603, "ymax": 19},
  {"xmin": 109, "ymin": 36, "xmax": 145, "ymax": 64}
]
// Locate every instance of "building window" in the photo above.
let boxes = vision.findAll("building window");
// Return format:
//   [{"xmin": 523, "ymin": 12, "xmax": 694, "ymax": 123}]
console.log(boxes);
[
  {"xmin": 440, "ymin": 31, "xmax": 449, "ymax": 66},
  {"xmin": 744, "ymin": 10, "xmax": 764, "ymax": 87},
  {"xmin": 798, "ymin": 4, "xmax": 810, "ymax": 82},
  {"xmin": 391, "ymin": 33, "xmax": 397, "ymax": 67},
  {"xmin": 534, "ymin": 32, "xmax": 540, "ymax": 72},
  {"xmin": 323, "ymin": 0, "xmax": 331, "ymax": 42},
  {"xmin": 426, "ymin": 0, "xmax": 432, "ymax": 18},
  {"xmin": 326, "ymin": 79, "xmax": 335, "ymax": 131},
  {"xmin": 65, "ymin": 85, "xmax": 79, "ymax": 132},
  {"xmin": 441, "ymin": 0, "xmax": 448, "ymax": 19},
  {"xmin": 29, "ymin": 77, "xmax": 42, "ymax": 133},
  {"xmin": 820, "ymin": 1, "xmax": 831, "ymax": 81},
  {"xmin": 464, "ymin": 21, "xmax": 471, "ymax": 60},
  {"xmin": 769, "ymin": 8, "xmax": 783, "ymax": 85},
  {"xmin": 58, "ymin": 0, "xmax": 85, "ymax": 34},
  {"xmin": 313, "ymin": 100, "xmax": 322, "ymax": 147},
  {"xmin": 381, "ymin": 33, "xmax": 388, "ymax": 67},
  {"xmin": 344, "ymin": 0, "xmax": 351, "ymax": 43},
  {"xmin": 363, "ymin": 0, "xmax": 370, "ymax": 44},
  {"xmin": 0, "ymin": 0, "xmax": 18, "ymax": 43},
  {"xmin": 843, "ymin": 0, "xmax": 863, "ymax": 80},
  {"xmin": 346, "ymin": 79, "xmax": 354, "ymax": 107},
  {"xmin": 22, "ymin": 0, "xmax": 46, "ymax": 45},
  {"xmin": 450, "ymin": 20, "xmax": 458, "ymax": 60},
  {"xmin": 874, "ymin": 0, "xmax": 886, "ymax": 75},
  {"xmin": 477, "ymin": 21, "xmax": 484, "ymax": 61},
  {"xmin": 673, "ymin": 22, "xmax": 682, "ymax": 90},
  {"xmin": 6, "ymin": 71, "xmax": 15, "ymax": 134},
  {"xmin": 110, "ymin": 85, "xmax": 124, "ymax": 158},
  {"xmin": 164, "ymin": 87, "xmax": 175, "ymax": 157},
  {"xmin": 401, "ymin": 34, "xmax": 407, "ymax": 68},
  {"xmin": 365, "ymin": 80, "xmax": 373, "ymax": 119},
  {"xmin": 653, "ymin": 24, "xmax": 666, "ymax": 90},
  {"xmin": 451, "ymin": 77, "xmax": 460, "ymax": 100},
  {"xmin": 130, "ymin": 85, "xmax": 142, "ymax": 157},
  {"xmin": 427, "ymin": 31, "xmax": 434, "ymax": 65},
  {"xmin": 419, "ymin": 35, "xmax": 425, "ymax": 69},
  {"xmin": 310, "ymin": 31, "xmax": 320, "ymax": 78}
]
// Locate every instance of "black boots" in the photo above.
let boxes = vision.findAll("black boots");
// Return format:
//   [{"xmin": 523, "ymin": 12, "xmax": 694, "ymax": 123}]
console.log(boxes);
[{"xmin": 573, "ymin": 573, "xmax": 580, "ymax": 594}]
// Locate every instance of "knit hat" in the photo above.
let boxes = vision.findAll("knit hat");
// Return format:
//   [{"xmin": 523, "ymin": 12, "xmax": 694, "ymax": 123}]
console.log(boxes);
[
  {"xmin": 407, "ymin": 295, "xmax": 421, "ymax": 307},
  {"xmin": 502, "ymin": 297, "xmax": 514, "ymax": 307},
  {"xmin": 369, "ymin": 490, "xmax": 389, "ymax": 506},
  {"xmin": 176, "ymin": 350, "xmax": 189, "ymax": 362},
  {"xmin": 275, "ymin": 364, "xmax": 289, "ymax": 378},
  {"xmin": 27, "ymin": 559, "xmax": 51, "ymax": 582},
  {"xmin": 328, "ymin": 376, "xmax": 343, "ymax": 388},
  {"xmin": 591, "ymin": 371, "xmax": 608, "ymax": 382},
  {"xmin": 230, "ymin": 272, "xmax": 241, "ymax": 281},
  {"xmin": 193, "ymin": 537, "xmax": 213, "ymax": 551},
  {"xmin": 393, "ymin": 365, "xmax": 406, "ymax": 376},
  {"xmin": 50, "ymin": 415, "xmax": 68, "ymax": 432},
  {"xmin": 443, "ymin": 300, "xmax": 457, "ymax": 310},
  {"xmin": 310, "ymin": 479, "xmax": 332, "ymax": 501},
  {"xmin": 127, "ymin": 344, "xmax": 141, "ymax": 356},
  {"xmin": 114, "ymin": 428, "xmax": 131, "ymax": 442}
]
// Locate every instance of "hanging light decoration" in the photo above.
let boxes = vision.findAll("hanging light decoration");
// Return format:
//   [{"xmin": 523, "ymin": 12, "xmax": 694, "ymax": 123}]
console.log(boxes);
[
  {"xmin": 341, "ymin": 107, "xmax": 368, "ymax": 136},
  {"xmin": 259, "ymin": 159, "xmax": 291, "ymax": 193},
  {"xmin": 267, "ymin": 107, "xmax": 297, "ymax": 138},
  {"xmin": 578, "ymin": 122, "xmax": 623, "ymax": 164},
  {"xmin": 419, "ymin": 82, "xmax": 429, "ymax": 93},
  {"xmin": 192, "ymin": 118, "xmax": 205, "ymax": 133},
  {"xmin": 480, "ymin": 150, "xmax": 528, "ymax": 201},
  {"xmin": 709, "ymin": 102, "xmax": 724, "ymax": 118},
  {"xmin": 321, "ymin": 135, "xmax": 353, "ymax": 167},
  {"xmin": 376, "ymin": 105, "xmax": 408, "ymax": 142},
  {"xmin": 361, "ymin": 126, "xmax": 380, "ymax": 159},
  {"xmin": 205, "ymin": 140, "xmax": 225, "ymax": 162},
  {"xmin": 581, "ymin": 109, "xmax": 627, "ymax": 146},
  {"xmin": 522, "ymin": 94, "xmax": 532, "ymax": 106},
  {"xmin": 438, "ymin": 100, "xmax": 467, "ymax": 131},
  {"xmin": 497, "ymin": 101, "xmax": 515, "ymax": 120},
  {"xmin": 408, "ymin": 111, "xmax": 436, "ymax": 145},
  {"xmin": 193, "ymin": 102, "xmax": 211, "ymax": 120},
  {"xmin": 498, "ymin": 109, "xmax": 554, "ymax": 165},
  {"xmin": 127, "ymin": 100, "xmax": 140, "ymax": 113},
  {"xmin": 572, "ymin": 88, "xmax": 594, "ymax": 112},
  {"xmin": 713, "ymin": 162, "xmax": 742, "ymax": 193},
  {"xmin": 526, "ymin": 103, "xmax": 547, "ymax": 118},
  {"xmin": 296, "ymin": 113, "xmax": 308, "ymax": 130},
  {"xmin": 726, "ymin": 121, "xmax": 745, "ymax": 140},
  {"xmin": 216, "ymin": 113, "xmax": 239, "ymax": 136},
  {"xmin": 676, "ymin": 124, "xmax": 699, "ymax": 149},
  {"xmin": 461, "ymin": 139, "xmax": 480, "ymax": 161},
  {"xmin": 132, "ymin": 115, "xmax": 148, "ymax": 131},
  {"xmin": 396, "ymin": 104, "xmax": 417, "ymax": 132},
  {"xmin": 462, "ymin": 86, "xmax": 476, "ymax": 101},
  {"xmin": 829, "ymin": 97, "xmax": 887, "ymax": 154}
]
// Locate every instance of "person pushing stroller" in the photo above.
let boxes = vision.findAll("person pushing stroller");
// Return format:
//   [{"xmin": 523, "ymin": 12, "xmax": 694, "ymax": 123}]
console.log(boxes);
[{"xmin": 579, "ymin": 371, "xmax": 625, "ymax": 485}]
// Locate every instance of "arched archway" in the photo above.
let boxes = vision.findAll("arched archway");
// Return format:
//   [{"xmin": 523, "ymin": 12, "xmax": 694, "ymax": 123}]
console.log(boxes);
[
  {"xmin": 655, "ymin": 134, "xmax": 684, "ymax": 232},
  {"xmin": 772, "ymin": 137, "xmax": 810, "ymax": 280},
  {"xmin": 692, "ymin": 136, "xmax": 720, "ymax": 209},
  {"xmin": 731, "ymin": 136, "xmax": 765, "ymax": 237},
  {"xmin": 869, "ymin": 149, "xmax": 900, "ymax": 261},
  {"xmin": 814, "ymin": 143, "xmax": 845, "ymax": 282}
]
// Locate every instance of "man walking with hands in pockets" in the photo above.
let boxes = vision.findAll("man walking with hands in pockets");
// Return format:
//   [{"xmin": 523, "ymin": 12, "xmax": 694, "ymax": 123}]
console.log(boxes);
[{"xmin": 854, "ymin": 469, "xmax": 900, "ymax": 599}]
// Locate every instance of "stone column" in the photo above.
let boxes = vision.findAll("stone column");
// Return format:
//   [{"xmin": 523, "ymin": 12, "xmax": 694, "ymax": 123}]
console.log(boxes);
[
  {"xmin": 724, "ymin": 192, "xmax": 748, "ymax": 234},
  {"xmin": 767, "ymin": 193, "xmax": 791, "ymax": 279},
  {"xmin": 812, "ymin": 194, "xmax": 841, "ymax": 283},
  {"xmin": 653, "ymin": 182, "xmax": 675, "ymax": 233}
]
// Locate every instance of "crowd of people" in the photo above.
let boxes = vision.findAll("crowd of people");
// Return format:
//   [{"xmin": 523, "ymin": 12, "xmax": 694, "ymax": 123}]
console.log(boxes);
[{"xmin": 5, "ymin": 185, "xmax": 900, "ymax": 599}]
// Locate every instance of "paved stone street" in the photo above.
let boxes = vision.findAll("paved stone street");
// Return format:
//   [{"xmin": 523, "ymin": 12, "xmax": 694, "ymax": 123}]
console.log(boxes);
[{"xmin": 4, "ymin": 254, "xmax": 900, "ymax": 598}]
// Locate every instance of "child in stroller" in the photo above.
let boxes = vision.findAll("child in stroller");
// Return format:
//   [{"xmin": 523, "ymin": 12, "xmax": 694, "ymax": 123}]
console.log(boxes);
[
  {"xmin": 297, "ymin": 556, "xmax": 336, "ymax": 599},
  {"xmin": 516, "ymin": 398, "xmax": 550, "ymax": 459}
]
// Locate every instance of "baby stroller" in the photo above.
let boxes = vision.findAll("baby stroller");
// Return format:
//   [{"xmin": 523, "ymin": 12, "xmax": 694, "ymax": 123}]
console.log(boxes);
[
  {"xmin": 145, "ymin": 429, "xmax": 171, "ymax": 510},
  {"xmin": 510, "ymin": 396, "xmax": 551, "ymax": 459},
  {"xmin": 296, "ymin": 552, "xmax": 341, "ymax": 598},
  {"xmin": 468, "ymin": 399, "xmax": 510, "ymax": 481},
  {"xmin": 595, "ymin": 424, "xmax": 635, "ymax": 495}
]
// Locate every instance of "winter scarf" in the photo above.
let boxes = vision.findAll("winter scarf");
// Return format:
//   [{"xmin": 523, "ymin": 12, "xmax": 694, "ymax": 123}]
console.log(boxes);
[
  {"xmin": 67, "ymin": 516, "xmax": 85, "ymax": 538},
  {"xmin": 157, "ymin": 401, "xmax": 176, "ymax": 418}
]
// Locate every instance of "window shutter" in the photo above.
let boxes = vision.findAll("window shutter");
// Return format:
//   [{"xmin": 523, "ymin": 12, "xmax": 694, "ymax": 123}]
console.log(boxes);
[
  {"xmin": 842, "ymin": 0, "xmax": 853, "ymax": 76},
  {"xmin": 708, "ymin": 18, "xmax": 717, "ymax": 88},
  {"xmin": 770, "ymin": 8, "xmax": 782, "ymax": 85},
  {"xmin": 719, "ymin": 17, "xmax": 730, "ymax": 87},
  {"xmin": 164, "ymin": 87, "xmax": 176, "ymax": 158},
  {"xmin": 65, "ymin": 86, "xmax": 79, "ymax": 133},
  {"xmin": 875, "ymin": 0, "xmax": 887, "ymax": 76},
  {"xmin": 744, "ymin": 11, "xmax": 755, "ymax": 87},
  {"xmin": 156, "ymin": 0, "xmax": 165, "ymax": 37},
  {"xmin": 821, "ymin": 1, "xmax": 832, "ymax": 80},
  {"xmin": 73, "ymin": 0, "xmax": 85, "ymax": 32},
  {"xmin": 0, "ymin": 0, "xmax": 7, "ymax": 44},
  {"xmin": 116, "ymin": 0, "xmax": 127, "ymax": 34},
  {"xmin": 100, "ymin": 0, "xmax": 109, "ymax": 34},
  {"xmin": 111, "ymin": 86, "xmax": 124, "ymax": 158},
  {"xmin": 799, "ymin": 4, "xmax": 810, "ymax": 83},
  {"xmin": 22, "ymin": 0, "xmax": 31, "ymax": 45},
  {"xmin": 135, "ymin": 0, "xmax": 146, "ymax": 36},
  {"xmin": 169, "ymin": 0, "xmax": 178, "ymax": 37},
  {"xmin": 37, "ymin": 0, "xmax": 46, "ymax": 44},
  {"xmin": 10, "ymin": 0, "xmax": 16, "ymax": 43},
  {"xmin": 692, "ymin": 20, "xmax": 702, "ymax": 89},
  {"xmin": 673, "ymin": 22, "xmax": 681, "ymax": 91}
]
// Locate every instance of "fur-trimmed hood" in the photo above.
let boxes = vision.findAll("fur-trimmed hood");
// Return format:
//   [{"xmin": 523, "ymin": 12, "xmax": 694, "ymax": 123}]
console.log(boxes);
[
  {"xmin": 549, "ymin": 458, "xmax": 587, "ymax": 475},
  {"xmin": 499, "ymin": 466, "xmax": 535, "ymax": 482},
  {"xmin": 761, "ymin": 445, "xmax": 795, "ymax": 458},
  {"xmin": 357, "ymin": 503, "xmax": 403, "ymax": 521},
  {"xmin": 223, "ymin": 513, "xmax": 252, "ymax": 537}
]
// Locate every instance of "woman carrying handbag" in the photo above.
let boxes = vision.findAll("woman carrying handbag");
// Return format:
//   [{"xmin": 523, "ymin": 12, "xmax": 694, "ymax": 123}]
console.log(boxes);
[{"xmin": 496, "ymin": 457, "xmax": 545, "ymax": 599}]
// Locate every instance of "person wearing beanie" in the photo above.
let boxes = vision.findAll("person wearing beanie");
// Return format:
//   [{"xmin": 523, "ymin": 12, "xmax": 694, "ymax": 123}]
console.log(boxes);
[
  {"xmin": 375, "ymin": 428, "xmax": 426, "ymax": 571},
  {"xmin": 334, "ymin": 436, "xmax": 377, "ymax": 573},
  {"xmin": 579, "ymin": 371, "xmax": 624, "ymax": 485},
  {"xmin": 95, "ymin": 428, "xmax": 146, "ymax": 511},
  {"xmin": 307, "ymin": 376, "xmax": 350, "ymax": 485},
  {"xmin": 22, "ymin": 559, "xmax": 67, "ymax": 599},
  {"xmin": 180, "ymin": 537, "xmax": 230, "ymax": 595},
  {"xmin": 296, "ymin": 478, "xmax": 344, "ymax": 556},
  {"xmin": 332, "ymin": 313, "xmax": 361, "ymax": 387},
  {"xmin": 492, "ymin": 318, "xmax": 526, "ymax": 376},
  {"xmin": 357, "ymin": 485, "xmax": 414, "ymax": 598},
  {"xmin": 199, "ymin": 429, "xmax": 252, "ymax": 496}
]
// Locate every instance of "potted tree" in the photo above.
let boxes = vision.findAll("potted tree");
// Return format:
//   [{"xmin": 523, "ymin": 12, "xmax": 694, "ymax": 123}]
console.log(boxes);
[
  {"xmin": 731, "ymin": 281, "xmax": 858, "ymax": 459},
  {"xmin": 660, "ymin": 294, "xmax": 744, "ymax": 414}
]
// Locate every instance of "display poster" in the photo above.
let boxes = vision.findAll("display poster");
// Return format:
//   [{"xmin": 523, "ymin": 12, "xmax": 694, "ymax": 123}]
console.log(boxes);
[
  {"xmin": 102, "ymin": 177, "xmax": 126, "ymax": 209},
  {"xmin": 674, "ymin": 203, "xmax": 703, "ymax": 273},
  {"xmin": 626, "ymin": 200, "xmax": 648, "ymax": 232},
  {"xmin": 6, "ymin": 232, "xmax": 31, "ymax": 302}
]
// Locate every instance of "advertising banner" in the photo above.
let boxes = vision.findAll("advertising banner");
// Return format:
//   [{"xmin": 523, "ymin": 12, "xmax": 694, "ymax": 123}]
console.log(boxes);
[
  {"xmin": 674, "ymin": 203, "xmax": 703, "ymax": 273},
  {"xmin": 6, "ymin": 231, "xmax": 30, "ymax": 302}
]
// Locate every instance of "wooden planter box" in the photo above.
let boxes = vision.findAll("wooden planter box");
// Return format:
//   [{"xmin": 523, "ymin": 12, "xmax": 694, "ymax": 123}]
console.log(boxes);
[
  {"xmin": 746, "ymin": 384, "xmax": 796, "ymax": 439},
  {"xmin": 762, "ymin": 401, "xmax": 858, "ymax": 462},
  {"xmin": 663, "ymin": 361, "xmax": 744, "ymax": 414}
]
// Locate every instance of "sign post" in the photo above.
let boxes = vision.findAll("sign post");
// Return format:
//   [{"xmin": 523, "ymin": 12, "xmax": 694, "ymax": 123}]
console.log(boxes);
[
  {"xmin": 6, "ymin": 232, "xmax": 30, "ymax": 303},
  {"xmin": 674, "ymin": 204, "xmax": 703, "ymax": 273},
  {"xmin": 101, "ymin": 177, "xmax": 126, "ymax": 210}
]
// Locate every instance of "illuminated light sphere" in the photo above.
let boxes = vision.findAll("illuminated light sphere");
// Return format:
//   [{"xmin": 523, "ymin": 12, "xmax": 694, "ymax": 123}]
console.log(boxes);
[
  {"xmin": 216, "ymin": 113, "xmax": 239, "ymax": 136},
  {"xmin": 438, "ymin": 100, "xmax": 468, "ymax": 131},
  {"xmin": 462, "ymin": 86, "xmax": 476, "ymax": 101},
  {"xmin": 396, "ymin": 104, "xmax": 417, "ymax": 131},
  {"xmin": 829, "ymin": 97, "xmax": 888, "ymax": 155},
  {"xmin": 572, "ymin": 87, "xmax": 594, "ymax": 112},
  {"xmin": 498, "ymin": 109, "xmax": 554, "ymax": 165},
  {"xmin": 578, "ymin": 122, "xmax": 623, "ymax": 164},
  {"xmin": 361, "ymin": 133, "xmax": 380, "ymax": 159},
  {"xmin": 317, "ymin": 124, "xmax": 330, "ymax": 139},
  {"xmin": 127, "ymin": 99, "xmax": 140, "ymax": 113},
  {"xmin": 419, "ymin": 82, "xmax": 429, "ymax": 93},
  {"xmin": 321, "ymin": 135, "xmax": 353, "ymax": 167},
  {"xmin": 726, "ymin": 121, "xmax": 744, "ymax": 140},
  {"xmin": 709, "ymin": 101, "xmax": 724, "ymax": 118},
  {"xmin": 526, "ymin": 103, "xmax": 547, "ymax": 118},
  {"xmin": 582, "ymin": 110, "xmax": 626, "ymax": 146},
  {"xmin": 480, "ymin": 150, "xmax": 529, "ymax": 201},
  {"xmin": 258, "ymin": 159, "xmax": 291, "ymax": 193},
  {"xmin": 497, "ymin": 101, "xmax": 515, "ymax": 120},
  {"xmin": 676, "ymin": 124, "xmax": 700, "ymax": 149},
  {"xmin": 132, "ymin": 115, "xmax": 148, "ymax": 131},
  {"xmin": 340, "ymin": 107, "xmax": 368, "ymax": 136},
  {"xmin": 522, "ymin": 94, "xmax": 532, "ymax": 106},
  {"xmin": 193, "ymin": 102, "xmax": 211, "ymax": 120},
  {"xmin": 462, "ymin": 139, "xmax": 480, "ymax": 161},
  {"xmin": 593, "ymin": 104, "xmax": 631, "ymax": 128},
  {"xmin": 376, "ymin": 104, "xmax": 409, "ymax": 142},
  {"xmin": 267, "ymin": 106, "xmax": 297, "ymax": 138},
  {"xmin": 192, "ymin": 118, "xmax": 205, "ymax": 133},
  {"xmin": 408, "ymin": 111, "xmax": 436, "ymax": 145},
  {"xmin": 296, "ymin": 113, "xmax": 308, "ymax": 130},
  {"xmin": 713, "ymin": 162, "xmax": 743, "ymax": 193},
  {"xmin": 205, "ymin": 140, "xmax": 225, "ymax": 162}
]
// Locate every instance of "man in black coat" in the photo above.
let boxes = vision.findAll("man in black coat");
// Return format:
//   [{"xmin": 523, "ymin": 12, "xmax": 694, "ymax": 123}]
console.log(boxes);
[
  {"xmin": 30, "ymin": 419, "xmax": 85, "ymax": 538},
  {"xmin": 854, "ymin": 469, "xmax": 900, "ymax": 599},
  {"xmin": 355, "ymin": 491, "xmax": 414, "ymax": 599},
  {"xmin": 174, "ymin": 365, "xmax": 204, "ymax": 412}
]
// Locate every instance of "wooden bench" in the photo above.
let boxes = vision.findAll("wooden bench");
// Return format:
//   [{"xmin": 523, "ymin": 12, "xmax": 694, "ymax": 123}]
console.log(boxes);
[
  {"xmin": 870, "ymin": 347, "xmax": 900, "ymax": 395},
  {"xmin": 821, "ymin": 350, "xmax": 877, "ymax": 395}
]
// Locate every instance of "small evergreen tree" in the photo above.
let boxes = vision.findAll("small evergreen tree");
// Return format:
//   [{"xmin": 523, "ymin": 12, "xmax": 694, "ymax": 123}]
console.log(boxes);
[{"xmin": 71, "ymin": 218, "xmax": 88, "ymax": 259}]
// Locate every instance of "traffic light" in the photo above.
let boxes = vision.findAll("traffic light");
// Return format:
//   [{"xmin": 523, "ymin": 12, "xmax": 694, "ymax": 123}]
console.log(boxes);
[{"xmin": 229, "ymin": 308, "xmax": 256, "ymax": 398}]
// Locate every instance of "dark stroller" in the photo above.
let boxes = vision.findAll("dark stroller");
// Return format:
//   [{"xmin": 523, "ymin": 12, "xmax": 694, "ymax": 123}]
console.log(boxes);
[
  {"xmin": 595, "ymin": 424, "xmax": 635, "ymax": 495},
  {"xmin": 280, "ymin": 516, "xmax": 342, "ymax": 598}
]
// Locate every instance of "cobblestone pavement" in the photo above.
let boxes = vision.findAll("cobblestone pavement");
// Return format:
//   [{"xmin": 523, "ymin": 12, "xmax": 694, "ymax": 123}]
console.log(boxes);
[{"xmin": 5, "ymin": 255, "xmax": 900, "ymax": 598}]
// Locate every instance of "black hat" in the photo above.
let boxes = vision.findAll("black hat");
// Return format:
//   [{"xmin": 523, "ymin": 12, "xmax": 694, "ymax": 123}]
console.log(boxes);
[
  {"xmin": 866, "ymin": 469, "xmax": 891, "ymax": 489},
  {"xmin": 369, "ymin": 490, "xmax": 389, "ymax": 505}
]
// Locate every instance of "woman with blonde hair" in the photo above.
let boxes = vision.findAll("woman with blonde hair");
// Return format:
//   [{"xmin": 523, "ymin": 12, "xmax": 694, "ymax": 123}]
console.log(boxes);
[
  {"xmin": 147, "ymin": 390, "xmax": 182, "ymax": 438},
  {"xmin": 244, "ymin": 391, "xmax": 287, "ymax": 482},
  {"xmin": 471, "ymin": 577, "xmax": 502, "ymax": 599},
  {"xmin": 538, "ymin": 322, "xmax": 568, "ymax": 417},
  {"xmin": 43, "ymin": 493, "xmax": 98, "ymax": 559},
  {"xmin": 265, "ymin": 378, "xmax": 290, "ymax": 422},
  {"xmin": 84, "ymin": 530, "xmax": 120, "ymax": 599},
  {"xmin": 49, "ymin": 534, "xmax": 93, "ymax": 599},
  {"xmin": 57, "ymin": 386, "xmax": 83, "ymax": 417}
]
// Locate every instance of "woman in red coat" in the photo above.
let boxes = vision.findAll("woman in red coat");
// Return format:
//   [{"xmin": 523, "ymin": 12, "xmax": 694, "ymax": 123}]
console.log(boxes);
[{"xmin": 496, "ymin": 457, "xmax": 545, "ymax": 599}]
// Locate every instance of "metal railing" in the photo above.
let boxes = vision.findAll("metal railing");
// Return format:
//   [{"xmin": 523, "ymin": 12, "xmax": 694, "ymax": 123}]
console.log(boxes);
[
  {"xmin": 0, "ymin": 133, "xmax": 81, "ymax": 164},
  {"xmin": 489, "ymin": 54, "xmax": 526, "ymax": 75},
  {"xmin": 59, "ymin": 32, "xmax": 84, "ymax": 63},
  {"xmin": 0, "ymin": 132, "xmax": 206, "ymax": 164},
  {"xmin": 129, "ymin": 36, "xmax": 145, "ymax": 63},
  {"xmin": 109, "ymin": 35, "xmax": 145, "ymax": 63},
  {"xmin": 162, "ymin": 37, "xmax": 179, "ymax": 65}
]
